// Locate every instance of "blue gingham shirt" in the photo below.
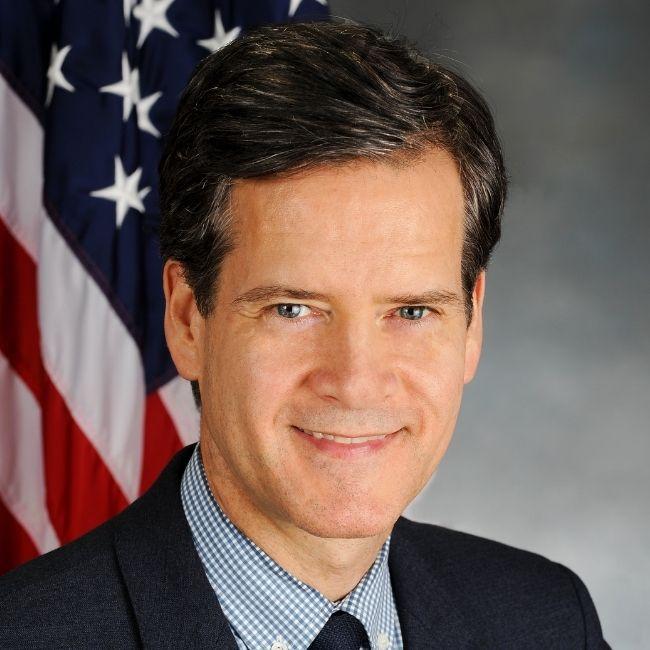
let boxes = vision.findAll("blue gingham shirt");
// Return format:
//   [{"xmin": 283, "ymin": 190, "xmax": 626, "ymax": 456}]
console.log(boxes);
[{"xmin": 180, "ymin": 444, "xmax": 404, "ymax": 650}]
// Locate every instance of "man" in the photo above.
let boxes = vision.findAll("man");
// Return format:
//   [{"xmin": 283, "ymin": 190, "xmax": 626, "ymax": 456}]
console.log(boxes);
[{"xmin": 0, "ymin": 20, "xmax": 609, "ymax": 649}]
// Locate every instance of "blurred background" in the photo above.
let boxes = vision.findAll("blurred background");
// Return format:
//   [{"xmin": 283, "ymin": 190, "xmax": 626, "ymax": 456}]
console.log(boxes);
[
  {"xmin": 1, "ymin": 1, "xmax": 647, "ymax": 648},
  {"xmin": 325, "ymin": 1, "xmax": 649, "ymax": 648}
]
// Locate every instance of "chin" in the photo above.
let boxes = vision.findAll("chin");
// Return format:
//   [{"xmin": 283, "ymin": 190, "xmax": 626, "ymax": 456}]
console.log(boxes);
[{"xmin": 292, "ymin": 499, "xmax": 399, "ymax": 540}]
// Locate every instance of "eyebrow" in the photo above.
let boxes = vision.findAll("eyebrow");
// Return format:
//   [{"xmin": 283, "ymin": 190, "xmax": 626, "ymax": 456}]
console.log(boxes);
[{"xmin": 230, "ymin": 284, "xmax": 462, "ymax": 308}]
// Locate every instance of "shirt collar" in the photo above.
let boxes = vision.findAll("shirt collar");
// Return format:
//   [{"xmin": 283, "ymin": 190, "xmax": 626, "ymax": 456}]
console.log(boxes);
[{"xmin": 181, "ymin": 443, "xmax": 398, "ymax": 649}]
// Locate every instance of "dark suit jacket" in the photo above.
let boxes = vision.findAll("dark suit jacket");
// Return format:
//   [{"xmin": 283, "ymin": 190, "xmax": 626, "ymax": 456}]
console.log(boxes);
[{"xmin": 0, "ymin": 445, "xmax": 610, "ymax": 648}]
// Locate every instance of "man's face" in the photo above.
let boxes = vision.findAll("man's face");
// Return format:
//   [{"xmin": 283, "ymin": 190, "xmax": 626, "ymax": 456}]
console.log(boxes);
[{"xmin": 188, "ymin": 148, "xmax": 483, "ymax": 540}]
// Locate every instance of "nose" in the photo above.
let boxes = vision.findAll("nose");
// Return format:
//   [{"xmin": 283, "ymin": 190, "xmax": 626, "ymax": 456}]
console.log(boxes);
[{"xmin": 305, "ymin": 315, "xmax": 398, "ymax": 409}]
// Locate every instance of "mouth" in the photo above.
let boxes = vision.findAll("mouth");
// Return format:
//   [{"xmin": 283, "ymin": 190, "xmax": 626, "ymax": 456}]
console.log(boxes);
[
  {"xmin": 295, "ymin": 427, "xmax": 395, "ymax": 444},
  {"xmin": 292, "ymin": 425, "xmax": 402, "ymax": 457}
]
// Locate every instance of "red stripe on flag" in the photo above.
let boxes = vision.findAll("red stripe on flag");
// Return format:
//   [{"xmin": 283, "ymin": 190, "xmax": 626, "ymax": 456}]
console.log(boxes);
[
  {"xmin": 40, "ymin": 372, "xmax": 129, "ymax": 543},
  {"xmin": 0, "ymin": 218, "xmax": 42, "ymax": 400},
  {"xmin": 0, "ymin": 216, "xmax": 128, "ymax": 547},
  {"xmin": 0, "ymin": 498, "xmax": 39, "ymax": 575},
  {"xmin": 140, "ymin": 390, "xmax": 183, "ymax": 494}
]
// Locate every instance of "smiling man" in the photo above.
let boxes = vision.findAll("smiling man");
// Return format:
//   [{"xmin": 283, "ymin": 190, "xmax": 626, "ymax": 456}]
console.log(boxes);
[
  {"xmin": 0, "ymin": 20, "xmax": 609, "ymax": 649},
  {"xmin": 168, "ymin": 148, "xmax": 473, "ymax": 622}
]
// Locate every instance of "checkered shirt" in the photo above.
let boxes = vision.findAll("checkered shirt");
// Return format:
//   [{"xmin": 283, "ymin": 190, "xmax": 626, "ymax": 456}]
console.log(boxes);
[{"xmin": 180, "ymin": 444, "xmax": 404, "ymax": 650}]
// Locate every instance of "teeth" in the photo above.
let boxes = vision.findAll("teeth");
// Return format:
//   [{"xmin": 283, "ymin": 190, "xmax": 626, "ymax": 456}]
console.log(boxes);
[{"xmin": 299, "ymin": 428, "xmax": 389, "ymax": 444}]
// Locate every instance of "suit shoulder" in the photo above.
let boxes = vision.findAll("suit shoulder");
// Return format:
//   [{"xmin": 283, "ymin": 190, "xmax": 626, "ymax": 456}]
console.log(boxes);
[
  {"xmin": 396, "ymin": 515, "xmax": 564, "ymax": 573},
  {"xmin": 393, "ymin": 517, "xmax": 609, "ymax": 647},
  {"xmin": 0, "ymin": 519, "xmax": 113, "ymax": 593},
  {"xmin": 0, "ymin": 518, "xmax": 138, "ymax": 647}
]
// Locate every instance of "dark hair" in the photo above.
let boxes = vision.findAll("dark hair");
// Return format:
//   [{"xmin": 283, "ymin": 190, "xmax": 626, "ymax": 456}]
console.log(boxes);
[{"xmin": 159, "ymin": 20, "xmax": 507, "ymax": 408}]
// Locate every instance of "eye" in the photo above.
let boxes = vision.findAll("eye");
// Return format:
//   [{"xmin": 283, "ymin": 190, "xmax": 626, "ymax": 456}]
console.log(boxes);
[
  {"xmin": 272, "ymin": 303, "xmax": 313, "ymax": 321},
  {"xmin": 396, "ymin": 305, "xmax": 434, "ymax": 326}
]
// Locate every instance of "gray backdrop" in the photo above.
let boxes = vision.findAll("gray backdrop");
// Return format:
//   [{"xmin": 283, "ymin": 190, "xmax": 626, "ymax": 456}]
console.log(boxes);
[{"xmin": 327, "ymin": 1, "xmax": 649, "ymax": 647}]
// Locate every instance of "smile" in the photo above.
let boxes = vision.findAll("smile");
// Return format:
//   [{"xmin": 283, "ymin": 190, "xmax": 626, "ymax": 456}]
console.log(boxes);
[{"xmin": 296, "ymin": 427, "xmax": 394, "ymax": 445}]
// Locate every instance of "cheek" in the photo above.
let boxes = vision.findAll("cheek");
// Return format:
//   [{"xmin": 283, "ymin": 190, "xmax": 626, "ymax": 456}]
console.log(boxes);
[
  {"xmin": 404, "ymin": 337, "xmax": 466, "ymax": 463},
  {"xmin": 206, "ymin": 328, "xmax": 298, "ymax": 431},
  {"xmin": 405, "ymin": 326, "xmax": 467, "ymax": 397},
  {"xmin": 412, "ymin": 361, "xmax": 465, "ymax": 439}
]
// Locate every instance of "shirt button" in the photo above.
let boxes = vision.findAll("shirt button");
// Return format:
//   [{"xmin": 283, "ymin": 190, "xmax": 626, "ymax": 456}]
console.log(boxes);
[
  {"xmin": 271, "ymin": 641, "xmax": 288, "ymax": 650},
  {"xmin": 376, "ymin": 632, "xmax": 391, "ymax": 649}
]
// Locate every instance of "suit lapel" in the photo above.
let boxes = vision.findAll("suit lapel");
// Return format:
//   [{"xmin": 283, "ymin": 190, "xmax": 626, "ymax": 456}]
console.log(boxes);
[
  {"xmin": 112, "ymin": 445, "xmax": 238, "ymax": 649},
  {"xmin": 389, "ymin": 517, "xmax": 477, "ymax": 649}
]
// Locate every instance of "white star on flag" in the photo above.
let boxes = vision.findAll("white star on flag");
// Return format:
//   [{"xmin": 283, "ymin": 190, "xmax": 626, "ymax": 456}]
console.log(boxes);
[
  {"xmin": 133, "ymin": 0, "xmax": 179, "ymax": 48},
  {"xmin": 100, "ymin": 52, "xmax": 138, "ymax": 121},
  {"xmin": 136, "ymin": 91, "xmax": 163, "ymax": 137},
  {"xmin": 288, "ymin": 0, "xmax": 327, "ymax": 18},
  {"xmin": 46, "ymin": 44, "xmax": 75, "ymax": 106},
  {"xmin": 123, "ymin": 0, "xmax": 137, "ymax": 25},
  {"xmin": 90, "ymin": 156, "xmax": 151, "ymax": 228},
  {"xmin": 100, "ymin": 52, "xmax": 162, "ymax": 137},
  {"xmin": 197, "ymin": 10, "xmax": 241, "ymax": 53}
]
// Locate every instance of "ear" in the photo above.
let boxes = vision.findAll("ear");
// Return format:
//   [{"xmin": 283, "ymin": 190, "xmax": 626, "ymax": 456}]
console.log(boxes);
[
  {"xmin": 463, "ymin": 270, "xmax": 486, "ymax": 384},
  {"xmin": 162, "ymin": 260, "xmax": 204, "ymax": 381}
]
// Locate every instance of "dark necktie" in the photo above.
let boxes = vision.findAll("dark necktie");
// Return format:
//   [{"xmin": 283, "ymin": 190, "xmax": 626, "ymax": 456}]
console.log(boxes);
[{"xmin": 308, "ymin": 610, "xmax": 370, "ymax": 649}]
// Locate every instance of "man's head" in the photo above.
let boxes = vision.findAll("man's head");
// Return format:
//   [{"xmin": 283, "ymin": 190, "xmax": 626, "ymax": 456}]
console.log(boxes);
[{"xmin": 160, "ymin": 21, "xmax": 506, "ymax": 540}]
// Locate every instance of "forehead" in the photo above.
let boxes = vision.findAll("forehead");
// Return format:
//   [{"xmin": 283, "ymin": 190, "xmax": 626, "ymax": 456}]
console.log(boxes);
[
  {"xmin": 224, "ymin": 148, "xmax": 465, "ymax": 293},
  {"xmin": 231, "ymin": 148, "xmax": 463, "ymax": 243}
]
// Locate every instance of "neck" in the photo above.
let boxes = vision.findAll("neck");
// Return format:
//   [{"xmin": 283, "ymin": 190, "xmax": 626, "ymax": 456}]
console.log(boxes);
[{"xmin": 199, "ymin": 438, "xmax": 391, "ymax": 602}]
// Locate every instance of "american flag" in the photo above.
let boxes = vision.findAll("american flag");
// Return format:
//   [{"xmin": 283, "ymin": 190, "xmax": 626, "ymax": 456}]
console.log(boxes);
[{"xmin": 0, "ymin": 0, "xmax": 329, "ymax": 575}]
